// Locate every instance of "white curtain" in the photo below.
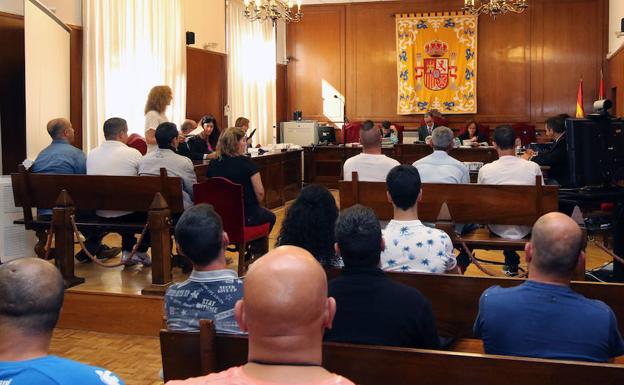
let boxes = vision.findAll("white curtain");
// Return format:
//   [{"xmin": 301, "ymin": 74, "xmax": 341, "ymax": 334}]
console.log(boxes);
[
  {"xmin": 227, "ymin": 0, "xmax": 276, "ymax": 145},
  {"xmin": 83, "ymin": 0, "xmax": 186, "ymax": 151}
]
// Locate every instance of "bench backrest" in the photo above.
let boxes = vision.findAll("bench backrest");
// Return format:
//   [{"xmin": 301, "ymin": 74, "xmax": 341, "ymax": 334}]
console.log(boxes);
[
  {"xmin": 339, "ymin": 174, "xmax": 558, "ymax": 223},
  {"xmin": 11, "ymin": 169, "xmax": 184, "ymax": 215},
  {"xmin": 325, "ymin": 269, "xmax": 624, "ymax": 337},
  {"xmin": 160, "ymin": 324, "xmax": 624, "ymax": 385},
  {"xmin": 394, "ymin": 144, "xmax": 499, "ymax": 164}
]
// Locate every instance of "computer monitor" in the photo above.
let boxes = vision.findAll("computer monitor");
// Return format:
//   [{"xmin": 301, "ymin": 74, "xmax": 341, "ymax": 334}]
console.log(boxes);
[
  {"xmin": 566, "ymin": 116, "xmax": 624, "ymax": 187},
  {"xmin": 318, "ymin": 125, "xmax": 336, "ymax": 145}
]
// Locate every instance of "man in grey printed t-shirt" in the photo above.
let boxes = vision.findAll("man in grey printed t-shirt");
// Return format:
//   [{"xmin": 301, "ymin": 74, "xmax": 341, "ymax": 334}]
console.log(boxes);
[{"xmin": 165, "ymin": 204, "xmax": 243, "ymax": 333}]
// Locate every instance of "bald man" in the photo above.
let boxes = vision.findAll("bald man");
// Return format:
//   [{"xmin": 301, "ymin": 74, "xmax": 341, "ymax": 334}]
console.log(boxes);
[
  {"xmin": 474, "ymin": 213, "xmax": 624, "ymax": 362},
  {"xmin": 32, "ymin": 118, "xmax": 84, "ymax": 175},
  {"xmin": 167, "ymin": 246, "xmax": 355, "ymax": 385},
  {"xmin": 343, "ymin": 120, "xmax": 399, "ymax": 181},
  {"xmin": 0, "ymin": 258, "xmax": 124, "ymax": 384}
]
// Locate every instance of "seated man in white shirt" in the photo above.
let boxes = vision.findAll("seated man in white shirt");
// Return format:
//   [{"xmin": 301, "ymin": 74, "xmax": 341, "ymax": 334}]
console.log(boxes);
[
  {"xmin": 413, "ymin": 126, "xmax": 472, "ymax": 270},
  {"xmin": 477, "ymin": 125, "xmax": 544, "ymax": 276},
  {"xmin": 87, "ymin": 117, "xmax": 150, "ymax": 266},
  {"xmin": 381, "ymin": 165, "xmax": 459, "ymax": 274},
  {"xmin": 414, "ymin": 126, "xmax": 469, "ymax": 184},
  {"xmin": 343, "ymin": 120, "xmax": 400, "ymax": 181},
  {"xmin": 139, "ymin": 122, "xmax": 197, "ymax": 209}
]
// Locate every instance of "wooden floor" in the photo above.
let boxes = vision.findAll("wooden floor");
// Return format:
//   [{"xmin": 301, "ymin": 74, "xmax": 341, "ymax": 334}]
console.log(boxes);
[{"xmin": 50, "ymin": 329, "xmax": 163, "ymax": 385}]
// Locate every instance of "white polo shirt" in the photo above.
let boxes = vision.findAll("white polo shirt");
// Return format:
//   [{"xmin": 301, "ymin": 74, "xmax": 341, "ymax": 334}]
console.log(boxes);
[
  {"xmin": 413, "ymin": 150, "xmax": 470, "ymax": 184},
  {"xmin": 343, "ymin": 153, "xmax": 400, "ymax": 182},
  {"xmin": 87, "ymin": 140, "xmax": 142, "ymax": 217},
  {"xmin": 477, "ymin": 155, "xmax": 543, "ymax": 239}
]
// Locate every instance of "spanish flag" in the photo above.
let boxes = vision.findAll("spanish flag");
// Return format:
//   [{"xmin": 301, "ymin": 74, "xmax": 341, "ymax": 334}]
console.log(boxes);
[{"xmin": 575, "ymin": 78, "xmax": 584, "ymax": 118}]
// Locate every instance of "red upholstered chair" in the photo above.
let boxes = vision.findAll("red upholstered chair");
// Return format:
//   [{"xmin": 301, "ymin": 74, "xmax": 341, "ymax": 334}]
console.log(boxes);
[
  {"xmin": 343, "ymin": 122, "xmax": 362, "ymax": 144},
  {"xmin": 512, "ymin": 122, "xmax": 537, "ymax": 146},
  {"xmin": 127, "ymin": 133, "xmax": 147, "ymax": 155},
  {"xmin": 393, "ymin": 124, "xmax": 405, "ymax": 143},
  {"xmin": 193, "ymin": 178, "xmax": 270, "ymax": 276},
  {"xmin": 477, "ymin": 124, "xmax": 491, "ymax": 143}
]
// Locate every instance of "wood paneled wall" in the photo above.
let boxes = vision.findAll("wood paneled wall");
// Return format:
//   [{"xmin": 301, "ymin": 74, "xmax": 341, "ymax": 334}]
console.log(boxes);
[
  {"xmin": 608, "ymin": 46, "xmax": 624, "ymax": 116},
  {"xmin": 0, "ymin": 11, "xmax": 26, "ymax": 174},
  {"xmin": 0, "ymin": 13, "xmax": 83, "ymax": 173},
  {"xmin": 287, "ymin": 0, "xmax": 608, "ymax": 128},
  {"xmin": 186, "ymin": 47, "xmax": 227, "ymax": 130},
  {"xmin": 69, "ymin": 25, "xmax": 83, "ymax": 149}
]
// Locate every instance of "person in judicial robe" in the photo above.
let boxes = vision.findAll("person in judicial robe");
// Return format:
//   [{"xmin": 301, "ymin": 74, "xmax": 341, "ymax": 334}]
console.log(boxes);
[{"xmin": 523, "ymin": 114, "xmax": 571, "ymax": 187}]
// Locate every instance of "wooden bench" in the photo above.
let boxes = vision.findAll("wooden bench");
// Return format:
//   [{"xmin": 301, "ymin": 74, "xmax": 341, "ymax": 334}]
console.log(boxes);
[
  {"xmin": 339, "ymin": 173, "xmax": 558, "ymax": 250},
  {"xmin": 325, "ymin": 269, "xmax": 624, "ymax": 338},
  {"xmin": 11, "ymin": 166, "xmax": 184, "ymax": 295},
  {"xmin": 159, "ymin": 320, "xmax": 624, "ymax": 384}
]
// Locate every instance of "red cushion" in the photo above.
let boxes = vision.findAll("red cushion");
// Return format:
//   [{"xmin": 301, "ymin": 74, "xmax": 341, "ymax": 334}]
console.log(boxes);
[
  {"xmin": 127, "ymin": 133, "xmax": 147, "ymax": 155},
  {"xmin": 243, "ymin": 223, "xmax": 270, "ymax": 242}
]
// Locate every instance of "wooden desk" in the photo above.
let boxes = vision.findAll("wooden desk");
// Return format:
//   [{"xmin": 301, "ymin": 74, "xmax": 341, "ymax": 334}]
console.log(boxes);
[
  {"xmin": 304, "ymin": 145, "xmax": 498, "ymax": 188},
  {"xmin": 194, "ymin": 149, "xmax": 302, "ymax": 209}
]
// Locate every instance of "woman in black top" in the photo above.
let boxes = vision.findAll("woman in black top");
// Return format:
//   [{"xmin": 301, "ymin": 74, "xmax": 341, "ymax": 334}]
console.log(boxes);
[
  {"xmin": 179, "ymin": 114, "xmax": 221, "ymax": 161},
  {"xmin": 458, "ymin": 119, "xmax": 488, "ymax": 145},
  {"xmin": 206, "ymin": 127, "xmax": 276, "ymax": 231}
]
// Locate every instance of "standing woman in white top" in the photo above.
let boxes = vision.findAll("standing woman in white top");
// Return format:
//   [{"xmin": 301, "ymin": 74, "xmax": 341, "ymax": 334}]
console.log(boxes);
[{"xmin": 144, "ymin": 85, "xmax": 173, "ymax": 152}]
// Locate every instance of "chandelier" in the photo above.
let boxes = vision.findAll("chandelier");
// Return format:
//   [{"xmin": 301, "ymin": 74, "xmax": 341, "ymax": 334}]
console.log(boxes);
[
  {"xmin": 243, "ymin": 0, "xmax": 303, "ymax": 25},
  {"xmin": 462, "ymin": 0, "xmax": 529, "ymax": 19}
]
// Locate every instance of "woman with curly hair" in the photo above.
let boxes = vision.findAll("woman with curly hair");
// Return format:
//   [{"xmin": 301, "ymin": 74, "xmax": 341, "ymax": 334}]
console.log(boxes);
[
  {"xmin": 144, "ymin": 85, "xmax": 173, "ymax": 152},
  {"xmin": 276, "ymin": 184, "xmax": 342, "ymax": 267}
]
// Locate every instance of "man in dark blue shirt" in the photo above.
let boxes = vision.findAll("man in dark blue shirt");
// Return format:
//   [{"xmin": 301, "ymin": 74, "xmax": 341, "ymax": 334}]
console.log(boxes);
[
  {"xmin": 0, "ymin": 258, "xmax": 124, "ymax": 385},
  {"xmin": 31, "ymin": 118, "xmax": 86, "ymax": 176},
  {"xmin": 165, "ymin": 204, "xmax": 243, "ymax": 333},
  {"xmin": 324, "ymin": 204, "xmax": 440, "ymax": 349},
  {"xmin": 474, "ymin": 212, "xmax": 624, "ymax": 362},
  {"xmin": 30, "ymin": 118, "xmax": 118, "ymax": 262}
]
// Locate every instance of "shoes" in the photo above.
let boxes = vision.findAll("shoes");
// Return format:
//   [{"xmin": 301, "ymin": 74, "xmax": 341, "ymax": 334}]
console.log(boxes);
[
  {"xmin": 121, "ymin": 251, "xmax": 151, "ymax": 267},
  {"xmin": 120, "ymin": 251, "xmax": 137, "ymax": 266},
  {"xmin": 98, "ymin": 245, "xmax": 121, "ymax": 259},
  {"xmin": 503, "ymin": 265, "xmax": 519, "ymax": 277},
  {"xmin": 75, "ymin": 245, "xmax": 121, "ymax": 263},
  {"xmin": 135, "ymin": 251, "xmax": 152, "ymax": 267}
]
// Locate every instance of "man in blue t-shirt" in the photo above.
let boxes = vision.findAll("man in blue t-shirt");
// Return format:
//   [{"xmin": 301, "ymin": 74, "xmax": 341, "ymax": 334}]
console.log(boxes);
[
  {"xmin": 474, "ymin": 212, "xmax": 624, "ymax": 362},
  {"xmin": 0, "ymin": 258, "xmax": 124, "ymax": 384},
  {"xmin": 165, "ymin": 204, "xmax": 244, "ymax": 333}
]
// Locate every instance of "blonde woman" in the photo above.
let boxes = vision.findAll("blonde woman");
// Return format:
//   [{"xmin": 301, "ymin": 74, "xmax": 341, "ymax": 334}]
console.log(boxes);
[
  {"xmin": 144, "ymin": 85, "xmax": 172, "ymax": 152},
  {"xmin": 206, "ymin": 127, "xmax": 276, "ymax": 232}
]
